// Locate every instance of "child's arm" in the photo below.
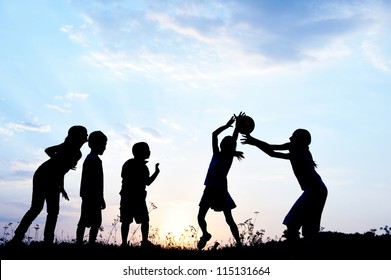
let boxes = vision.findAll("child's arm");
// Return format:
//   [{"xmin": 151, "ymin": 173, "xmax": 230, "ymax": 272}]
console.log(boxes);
[
  {"xmin": 232, "ymin": 111, "xmax": 246, "ymax": 141},
  {"xmin": 212, "ymin": 116, "xmax": 235, "ymax": 154},
  {"xmin": 146, "ymin": 163, "xmax": 160, "ymax": 186},
  {"xmin": 59, "ymin": 178, "xmax": 70, "ymax": 201},
  {"xmin": 241, "ymin": 134, "xmax": 290, "ymax": 160}
]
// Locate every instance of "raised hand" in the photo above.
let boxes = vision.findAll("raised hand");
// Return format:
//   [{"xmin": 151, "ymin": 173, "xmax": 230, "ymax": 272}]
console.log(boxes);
[
  {"xmin": 226, "ymin": 116, "xmax": 235, "ymax": 127},
  {"xmin": 241, "ymin": 134, "xmax": 256, "ymax": 145},
  {"xmin": 234, "ymin": 111, "xmax": 246, "ymax": 121}
]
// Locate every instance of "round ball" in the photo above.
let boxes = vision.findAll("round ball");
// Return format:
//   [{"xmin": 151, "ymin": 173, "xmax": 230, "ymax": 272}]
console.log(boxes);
[{"xmin": 236, "ymin": 116, "xmax": 255, "ymax": 134}]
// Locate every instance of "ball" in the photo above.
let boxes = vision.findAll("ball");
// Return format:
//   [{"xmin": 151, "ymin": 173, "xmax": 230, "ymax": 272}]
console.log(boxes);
[{"xmin": 236, "ymin": 115, "xmax": 255, "ymax": 134}]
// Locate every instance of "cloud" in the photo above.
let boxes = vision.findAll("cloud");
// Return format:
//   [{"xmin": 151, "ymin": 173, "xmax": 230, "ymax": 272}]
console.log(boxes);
[
  {"xmin": 146, "ymin": 11, "xmax": 228, "ymax": 45},
  {"xmin": 6, "ymin": 122, "xmax": 50, "ymax": 133},
  {"xmin": 0, "ymin": 159, "xmax": 39, "ymax": 186},
  {"xmin": 46, "ymin": 104, "xmax": 72, "ymax": 113},
  {"xmin": 0, "ymin": 127, "xmax": 13, "ymax": 136},
  {"xmin": 160, "ymin": 117, "xmax": 182, "ymax": 130},
  {"xmin": 66, "ymin": 0, "xmax": 390, "ymax": 79},
  {"xmin": 361, "ymin": 41, "xmax": 390, "ymax": 72},
  {"xmin": 60, "ymin": 24, "xmax": 87, "ymax": 45},
  {"xmin": 48, "ymin": 92, "xmax": 89, "ymax": 113},
  {"xmin": 128, "ymin": 126, "xmax": 172, "ymax": 144},
  {"xmin": 0, "ymin": 113, "xmax": 50, "ymax": 135},
  {"xmin": 64, "ymin": 92, "xmax": 89, "ymax": 100}
]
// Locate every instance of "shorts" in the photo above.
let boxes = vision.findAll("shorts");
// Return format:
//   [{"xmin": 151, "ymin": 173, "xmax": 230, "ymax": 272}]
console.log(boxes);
[{"xmin": 120, "ymin": 197, "xmax": 149, "ymax": 224}]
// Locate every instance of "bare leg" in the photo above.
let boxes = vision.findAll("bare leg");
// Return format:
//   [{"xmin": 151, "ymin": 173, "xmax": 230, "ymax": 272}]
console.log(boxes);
[
  {"xmin": 197, "ymin": 206, "xmax": 212, "ymax": 250},
  {"xmin": 89, "ymin": 227, "xmax": 99, "ymax": 244},
  {"xmin": 224, "ymin": 210, "xmax": 241, "ymax": 246},
  {"xmin": 197, "ymin": 206, "xmax": 209, "ymax": 236},
  {"xmin": 141, "ymin": 221, "xmax": 149, "ymax": 242},
  {"xmin": 121, "ymin": 222, "xmax": 130, "ymax": 246},
  {"xmin": 76, "ymin": 226, "xmax": 85, "ymax": 245}
]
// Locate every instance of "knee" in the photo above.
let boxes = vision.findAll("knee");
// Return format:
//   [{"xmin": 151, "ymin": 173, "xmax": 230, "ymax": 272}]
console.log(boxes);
[
  {"xmin": 46, "ymin": 210, "xmax": 59, "ymax": 218},
  {"xmin": 27, "ymin": 206, "xmax": 43, "ymax": 217},
  {"xmin": 224, "ymin": 214, "xmax": 235, "ymax": 225}
]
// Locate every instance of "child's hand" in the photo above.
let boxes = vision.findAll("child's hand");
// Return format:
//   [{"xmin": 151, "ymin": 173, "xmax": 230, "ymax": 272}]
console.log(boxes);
[
  {"xmin": 241, "ymin": 134, "xmax": 256, "ymax": 145},
  {"xmin": 155, "ymin": 163, "xmax": 160, "ymax": 173},
  {"xmin": 226, "ymin": 116, "xmax": 235, "ymax": 127},
  {"xmin": 234, "ymin": 111, "xmax": 246, "ymax": 122},
  {"xmin": 61, "ymin": 190, "xmax": 70, "ymax": 201}
]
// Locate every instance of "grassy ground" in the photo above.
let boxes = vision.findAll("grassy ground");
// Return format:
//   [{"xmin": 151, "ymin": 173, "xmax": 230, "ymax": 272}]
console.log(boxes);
[{"xmin": 1, "ymin": 231, "xmax": 390, "ymax": 260}]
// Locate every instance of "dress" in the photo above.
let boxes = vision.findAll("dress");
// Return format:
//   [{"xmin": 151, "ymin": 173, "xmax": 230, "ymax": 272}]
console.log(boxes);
[
  {"xmin": 283, "ymin": 147, "xmax": 328, "ymax": 236},
  {"xmin": 199, "ymin": 153, "xmax": 236, "ymax": 212},
  {"xmin": 119, "ymin": 158, "xmax": 150, "ymax": 224},
  {"xmin": 77, "ymin": 153, "xmax": 104, "ymax": 228}
]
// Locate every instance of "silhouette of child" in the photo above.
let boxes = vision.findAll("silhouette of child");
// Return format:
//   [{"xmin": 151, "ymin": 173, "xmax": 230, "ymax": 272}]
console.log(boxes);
[
  {"xmin": 11, "ymin": 125, "xmax": 88, "ymax": 245},
  {"xmin": 119, "ymin": 142, "xmax": 160, "ymax": 247},
  {"xmin": 76, "ymin": 131, "xmax": 107, "ymax": 245},
  {"xmin": 197, "ymin": 112, "xmax": 245, "ymax": 250},
  {"xmin": 241, "ymin": 129, "xmax": 328, "ymax": 243}
]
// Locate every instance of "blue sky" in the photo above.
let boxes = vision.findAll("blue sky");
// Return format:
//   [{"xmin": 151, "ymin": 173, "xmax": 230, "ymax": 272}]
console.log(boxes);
[{"xmin": 1, "ymin": 0, "xmax": 390, "ymax": 245}]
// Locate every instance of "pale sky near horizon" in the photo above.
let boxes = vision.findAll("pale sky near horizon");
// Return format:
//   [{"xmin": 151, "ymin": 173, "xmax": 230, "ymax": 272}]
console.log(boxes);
[{"xmin": 1, "ymin": 0, "xmax": 390, "ymax": 246}]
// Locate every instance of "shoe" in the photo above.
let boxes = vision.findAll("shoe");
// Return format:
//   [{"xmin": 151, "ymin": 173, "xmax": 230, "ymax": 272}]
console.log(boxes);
[{"xmin": 197, "ymin": 233, "xmax": 212, "ymax": 250}]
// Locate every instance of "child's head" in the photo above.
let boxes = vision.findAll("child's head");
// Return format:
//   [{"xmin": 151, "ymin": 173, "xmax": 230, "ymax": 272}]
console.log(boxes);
[
  {"xmin": 220, "ymin": 136, "xmax": 237, "ymax": 153},
  {"xmin": 88, "ymin": 131, "xmax": 107, "ymax": 155},
  {"xmin": 290, "ymin": 129, "xmax": 311, "ymax": 147},
  {"xmin": 132, "ymin": 142, "xmax": 150, "ymax": 159},
  {"xmin": 220, "ymin": 136, "xmax": 244, "ymax": 160},
  {"xmin": 66, "ymin": 125, "xmax": 88, "ymax": 147}
]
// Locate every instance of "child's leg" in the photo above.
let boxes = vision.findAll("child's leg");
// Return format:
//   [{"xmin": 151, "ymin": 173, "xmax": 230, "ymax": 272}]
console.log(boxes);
[
  {"xmin": 197, "ymin": 206, "xmax": 210, "ymax": 236},
  {"xmin": 197, "ymin": 206, "xmax": 212, "ymax": 250},
  {"xmin": 223, "ymin": 210, "xmax": 241, "ymax": 245},
  {"xmin": 285, "ymin": 224, "xmax": 301, "ymax": 241},
  {"xmin": 76, "ymin": 226, "xmax": 85, "ymax": 245},
  {"xmin": 141, "ymin": 221, "xmax": 149, "ymax": 242},
  {"xmin": 89, "ymin": 226, "xmax": 99, "ymax": 244},
  {"xmin": 121, "ymin": 222, "xmax": 130, "ymax": 245},
  {"xmin": 44, "ymin": 191, "xmax": 60, "ymax": 244}
]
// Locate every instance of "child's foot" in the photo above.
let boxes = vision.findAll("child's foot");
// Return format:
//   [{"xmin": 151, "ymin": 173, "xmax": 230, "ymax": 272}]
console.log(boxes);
[
  {"xmin": 197, "ymin": 233, "xmax": 212, "ymax": 250},
  {"xmin": 6, "ymin": 239, "xmax": 23, "ymax": 247},
  {"xmin": 141, "ymin": 240, "xmax": 158, "ymax": 248}
]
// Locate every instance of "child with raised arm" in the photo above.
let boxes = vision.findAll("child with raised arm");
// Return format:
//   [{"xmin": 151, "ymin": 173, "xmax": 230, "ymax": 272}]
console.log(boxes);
[
  {"xmin": 76, "ymin": 131, "xmax": 107, "ymax": 245},
  {"xmin": 241, "ymin": 129, "xmax": 328, "ymax": 243},
  {"xmin": 197, "ymin": 112, "xmax": 245, "ymax": 250},
  {"xmin": 119, "ymin": 142, "xmax": 160, "ymax": 247},
  {"xmin": 11, "ymin": 125, "xmax": 88, "ymax": 245}
]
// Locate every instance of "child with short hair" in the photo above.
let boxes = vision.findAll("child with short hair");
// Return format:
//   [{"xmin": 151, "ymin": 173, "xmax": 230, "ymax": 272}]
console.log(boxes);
[
  {"xmin": 76, "ymin": 131, "xmax": 107, "ymax": 245},
  {"xmin": 119, "ymin": 142, "xmax": 160, "ymax": 247}
]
